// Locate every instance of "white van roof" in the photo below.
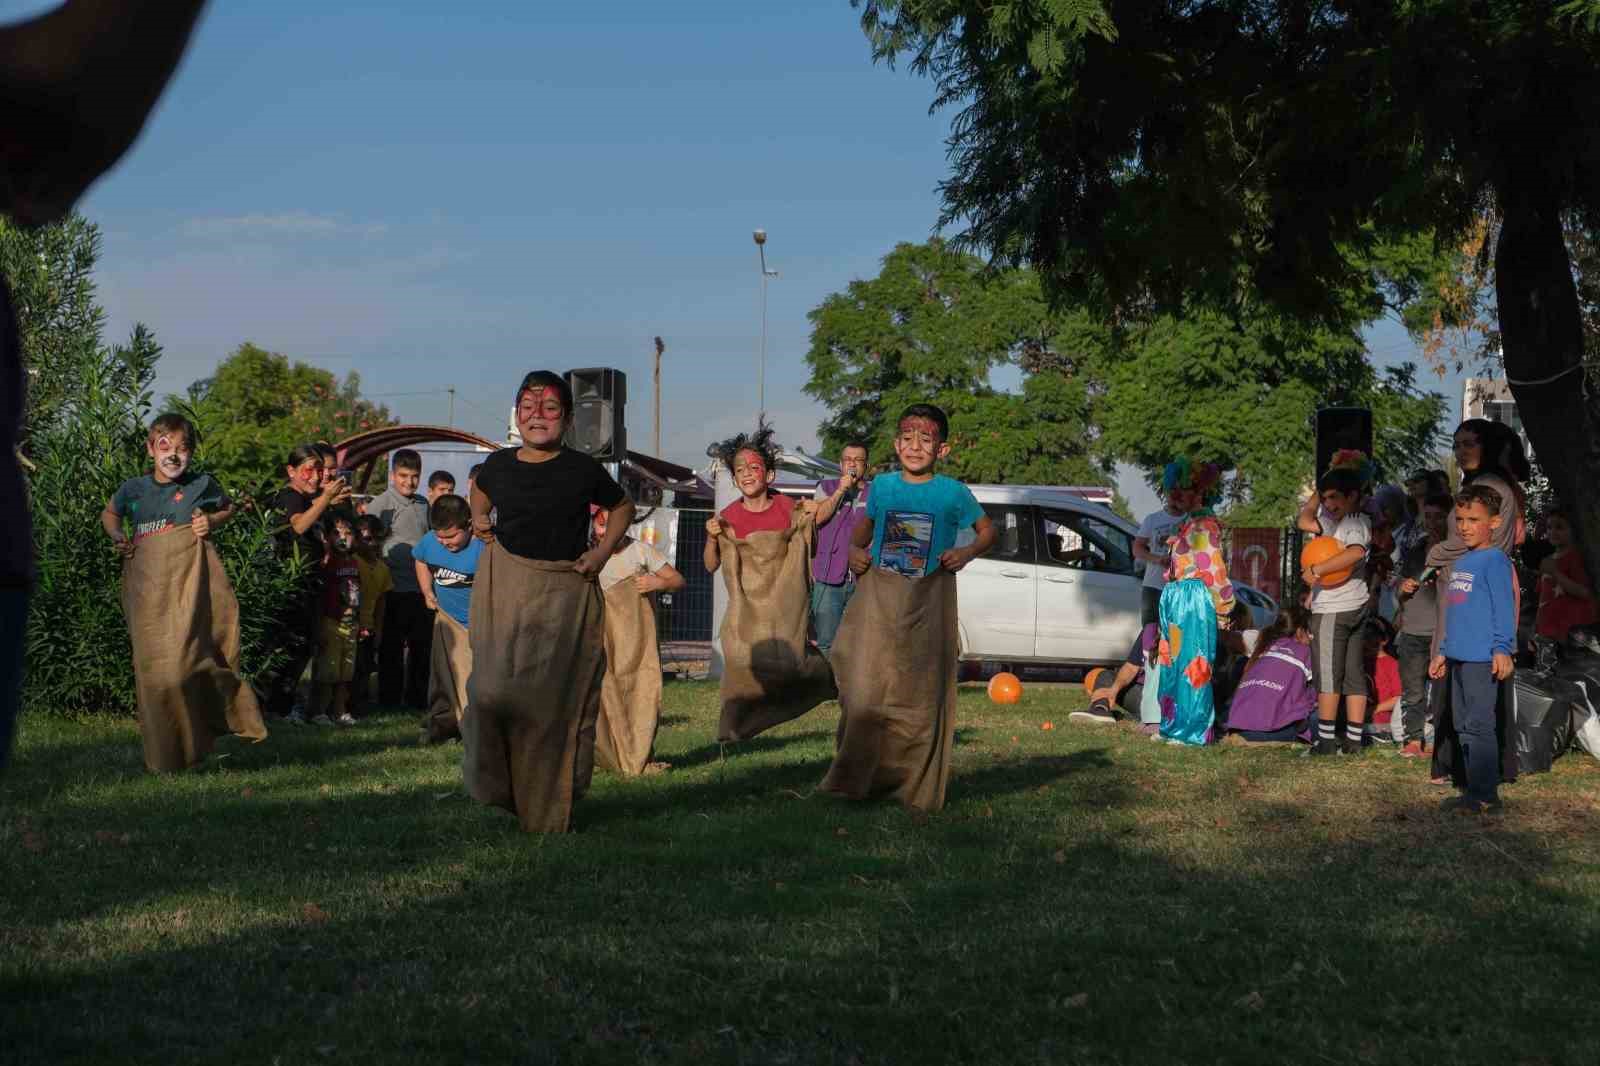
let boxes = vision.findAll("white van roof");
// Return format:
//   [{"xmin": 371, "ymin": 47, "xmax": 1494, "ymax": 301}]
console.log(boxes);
[{"xmin": 967, "ymin": 484, "xmax": 1132, "ymax": 530}]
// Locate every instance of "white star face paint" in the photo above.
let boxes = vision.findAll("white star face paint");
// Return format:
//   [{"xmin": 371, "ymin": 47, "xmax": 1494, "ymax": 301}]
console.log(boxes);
[{"xmin": 148, "ymin": 432, "xmax": 192, "ymax": 483}]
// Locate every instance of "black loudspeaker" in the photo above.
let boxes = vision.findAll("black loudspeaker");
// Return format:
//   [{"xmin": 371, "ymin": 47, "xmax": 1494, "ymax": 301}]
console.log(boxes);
[
  {"xmin": 1315, "ymin": 406, "xmax": 1373, "ymax": 482},
  {"xmin": 564, "ymin": 368, "xmax": 626, "ymax": 461}
]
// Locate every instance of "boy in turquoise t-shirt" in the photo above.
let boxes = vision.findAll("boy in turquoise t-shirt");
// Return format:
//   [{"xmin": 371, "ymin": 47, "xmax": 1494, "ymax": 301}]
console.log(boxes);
[
  {"xmin": 823, "ymin": 404, "xmax": 995, "ymax": 813},
  {"xmin": 850, "ymin": 404, "xmax": 993, "ymax": 579}
]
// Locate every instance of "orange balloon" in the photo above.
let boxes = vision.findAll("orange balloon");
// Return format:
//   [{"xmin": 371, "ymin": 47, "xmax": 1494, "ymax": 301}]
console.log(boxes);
[
  {"xmin": 1082, "ymin": 667, "xmax": 1107, "ymax": 695},
  {"xmin": 1301, "ymin": 535, "xmax": 1352, "ymax": 587},
  {"xmin": 988, "ymin": 672, "xmax": 1023, "ymax": 704}
]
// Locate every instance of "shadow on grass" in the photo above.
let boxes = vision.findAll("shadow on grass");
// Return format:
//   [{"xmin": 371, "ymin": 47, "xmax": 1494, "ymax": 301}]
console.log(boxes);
[
  {"xmin": 665, "ymin": 729, "xmax": 835, "ymax": 772},
  {"xmin": 3, "ymin": 786, "xmax": 1594, "ymax": 1066}
]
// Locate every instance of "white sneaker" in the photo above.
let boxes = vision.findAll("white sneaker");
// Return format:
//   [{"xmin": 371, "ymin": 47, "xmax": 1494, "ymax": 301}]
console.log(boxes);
[
  {"xmin": 286, "ymin": 711, "xmax": 307, "ymax": 726},
  {"xmin": 311, "ymin": 714, "xmax": 334, "ymax": 727},
  {"xmin": 335, "ymin": 713, "xmax": 357, "ymax": 727}
]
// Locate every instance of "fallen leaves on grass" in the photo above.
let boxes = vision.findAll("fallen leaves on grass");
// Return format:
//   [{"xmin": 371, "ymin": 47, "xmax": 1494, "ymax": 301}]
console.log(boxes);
[
  {"xmin": 834, "ymin": 827, "xmax": 849, "ymax": 838},
  {"xmin": 1234, "ymin": 990, "xmax": 1265, "ymax": 1012},
  {"xmin": 1063, "ymin": 992, "xmax": 1089, "ymax": 1009},
  {"xmin": 1052, "ymin": 850, "xmax": 1067, "ymax": 864},
  {"xmin": 301, "ymin": 902, "xmax": 330, "ymax": 924}
]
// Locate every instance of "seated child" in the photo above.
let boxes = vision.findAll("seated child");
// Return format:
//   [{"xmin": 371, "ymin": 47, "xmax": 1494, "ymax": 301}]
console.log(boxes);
[
  {"xmin": 350, "ymin": 514, "xmax": 392, "ymax": 718},
  {"xmin": 1363, "ymin": 617, "xmax": 1401, "ymax": 745},
  {"xmin": 311, "ymin": 509, "xmax": 363, "ymax": 727},
  {"xmin": 102, "ymin": 412, "xmax": 266, "ymax": 769},
  {"xmin": 1215, "ymin": 600, "xmax": 1259, "ymax": 719},
  {"xmin": 1536, "ymin": 507, "xmax": 1597, "ymax": 644},
  {"xmin": 1225, "ymin": 604, "xmax": 1315, "ymax": 743},
  {"xmin": 413, "ymin": 494, "xmax": 483, "ymax": 743}
]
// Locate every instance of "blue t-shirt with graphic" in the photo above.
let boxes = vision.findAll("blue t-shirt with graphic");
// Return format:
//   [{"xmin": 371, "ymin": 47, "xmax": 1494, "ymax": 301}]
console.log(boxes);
[
  {"xmin": 412, "ymin": 532, "xmax": 483, "ymax": 628},
  {"xmin": 865, "ymin": 472, "xmax": 984, "ymax": 577}
]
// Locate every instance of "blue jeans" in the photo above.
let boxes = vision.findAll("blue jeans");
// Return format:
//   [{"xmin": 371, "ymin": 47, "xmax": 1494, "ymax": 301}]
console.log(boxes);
[
  {"xmin": 1450, "ymin": 660, "xmax": 1501, "ymax": 804},
  {"xmin": 810, "ymin": 579, "xmax": 854, "ymax": 656},
  {"xmin": 0, "ymin": 586, "xmax": 26, "ymax": 770}
]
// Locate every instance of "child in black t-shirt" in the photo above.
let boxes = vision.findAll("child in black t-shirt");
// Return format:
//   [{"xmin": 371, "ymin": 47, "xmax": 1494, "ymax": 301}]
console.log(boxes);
[{"xmin": 464, "ymin": 371, "xmax": 635, "ymax": 832}]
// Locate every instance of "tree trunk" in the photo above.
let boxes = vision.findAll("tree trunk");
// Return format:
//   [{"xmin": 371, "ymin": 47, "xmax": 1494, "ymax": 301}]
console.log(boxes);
[{"xmin": 1494, "ymin": 175, "xmax": 1600, "ymax": 600}]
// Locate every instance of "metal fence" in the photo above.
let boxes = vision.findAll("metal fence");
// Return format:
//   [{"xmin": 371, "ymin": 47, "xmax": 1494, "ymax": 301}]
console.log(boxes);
[{"xmin": 658, "ymin": 507, "xmax": 714, "ymax": 643}]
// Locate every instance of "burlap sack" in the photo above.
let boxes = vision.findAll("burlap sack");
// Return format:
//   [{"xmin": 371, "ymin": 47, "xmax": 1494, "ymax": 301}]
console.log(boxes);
[
  {"xmin": 120, "ymin": 528, "xmax": 267, "ymax": 772},
  {"xmin": 596, "ymin": 576, "xmax": 662, "ymax": 775},
  {"xmin": 819, "ymin": 567, "xmax": 957, "ymax": 812},
  {"xmin": 464, "ymin": 543, "xmax": 604, "ymax": 833},
  {"xmin": 716, "ymin": 508, "xmax": 836, "ymax": 741},
  {"xmin": 423, "ymin": 609, "xmax": 472, "ymax": 744}
]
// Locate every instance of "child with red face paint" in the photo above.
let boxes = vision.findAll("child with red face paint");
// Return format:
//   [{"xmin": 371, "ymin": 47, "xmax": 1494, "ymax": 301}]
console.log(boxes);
[
  {"xmin": 103, "ymin": 412, "xmax": 267, "ymax": 767},
  {"xmin": 703, "ymin": 418, "xmax": 795, "ymax": 574},
  {"xmin": 464, "ymin": 371, "xmax": 635, "ymax": 832}
]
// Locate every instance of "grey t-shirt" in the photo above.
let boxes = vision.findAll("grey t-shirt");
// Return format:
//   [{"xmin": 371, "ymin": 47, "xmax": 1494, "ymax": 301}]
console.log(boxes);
[{"xmin": 369, "ymin": 487, "xmax": 431, "ymax": 594}]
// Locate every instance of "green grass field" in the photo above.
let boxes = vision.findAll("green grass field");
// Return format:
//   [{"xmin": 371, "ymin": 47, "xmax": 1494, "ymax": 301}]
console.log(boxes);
[{"xmin": 4, "ymin": 681, "xmax": 1598, "ymax": 1065}]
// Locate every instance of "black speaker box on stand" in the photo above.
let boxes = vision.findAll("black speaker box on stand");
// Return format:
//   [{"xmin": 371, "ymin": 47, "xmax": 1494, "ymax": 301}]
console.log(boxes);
[
  {"xmin": 564, "ymin": 368, "xmax": 626, "ymax": 463},
  {"xmin": 1315, "ymin": 407, "xmax": 1373, "ymax": 483}
]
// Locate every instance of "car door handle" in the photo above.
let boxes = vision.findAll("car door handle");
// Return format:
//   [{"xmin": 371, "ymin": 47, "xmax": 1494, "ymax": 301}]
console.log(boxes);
[
  {"xmin": 1044, "ymin": 574, "xmax": 1076, "ymax": 584},
  {"xmin": 1000, "ymin": 569, "xmax": 1029, "ymax": 579}
]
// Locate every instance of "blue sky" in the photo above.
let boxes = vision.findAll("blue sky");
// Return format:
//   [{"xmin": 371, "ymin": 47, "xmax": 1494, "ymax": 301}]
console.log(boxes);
[{"xmin": 8, "ymin": 1, "xmax": 1467, "ymax": 515}]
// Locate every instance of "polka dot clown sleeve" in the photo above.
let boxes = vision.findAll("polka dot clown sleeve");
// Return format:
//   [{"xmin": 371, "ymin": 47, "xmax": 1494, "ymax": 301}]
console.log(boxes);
[{"xmin": 1167, "ymin": 515, "xmax": 1235, "ymax": 617}]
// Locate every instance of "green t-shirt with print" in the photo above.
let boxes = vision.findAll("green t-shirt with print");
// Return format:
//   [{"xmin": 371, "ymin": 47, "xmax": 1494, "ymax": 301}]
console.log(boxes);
[{"xmin": 111, "ymin": 472, "xmax": 229, "ymax": 542}]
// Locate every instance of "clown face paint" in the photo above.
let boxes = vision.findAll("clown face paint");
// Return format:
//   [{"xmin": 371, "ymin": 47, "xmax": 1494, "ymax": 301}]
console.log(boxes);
[
  {"xmin": 732, "ymin": 449, "xmax": 773, "ymax": 500},
  {"xmin": 149, "ymin": 433, "xmax": 192, "ymax": 483},
  {"xmin": 331, "ymin": 524, "xmax": 355, "ymax": 554},
  {"xmin": 516, "ymin": 386, "xmax": 567, "ymax": 448},
  {"xmin": 894, "ymin": 416, "xmax": 946, "ymax": 477}
]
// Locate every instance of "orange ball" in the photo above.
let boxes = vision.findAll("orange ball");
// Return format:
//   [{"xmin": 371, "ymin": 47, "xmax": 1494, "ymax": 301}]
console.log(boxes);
[
  {"xmin": 1082, "ymin": 667, "xmax": 1108, "ymax": 695},
  {"xmin": 1301, "ymin": 535, "xmax": 1352, "ymax": 587},
  {"xmin": 988, "ymin": 672, "xmax": 1023, "ymax": 704}
]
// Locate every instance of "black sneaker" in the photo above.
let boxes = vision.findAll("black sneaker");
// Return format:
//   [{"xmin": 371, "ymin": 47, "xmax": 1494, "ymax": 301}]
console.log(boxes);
[
  {"xmin": 1340, "ymin": 737, "xmax": 1366, "ymax": 756},
  {"xmin": 1306, "ymin": 738, "xmax": 1340, "ymax": 757},
  {"xmin": 1441, "ymin": 795, "xmax": 1505, "ymax": 816},
  {"xmin": 1069, "ymin": 698, "xmax": 1117, "ymax": 725}
]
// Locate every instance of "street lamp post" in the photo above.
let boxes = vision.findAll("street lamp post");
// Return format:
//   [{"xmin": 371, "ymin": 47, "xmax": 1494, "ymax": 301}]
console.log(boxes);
[{"xmin": 753, "ymin": 229, "xmax": 778, "ymax": 415}]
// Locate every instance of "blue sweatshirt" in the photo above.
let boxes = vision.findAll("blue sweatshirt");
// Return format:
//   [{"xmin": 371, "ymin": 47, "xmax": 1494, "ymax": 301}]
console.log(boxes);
[{"xmin": 1440, "ymin": 547, "xmax": 1516, "ymax": 662}]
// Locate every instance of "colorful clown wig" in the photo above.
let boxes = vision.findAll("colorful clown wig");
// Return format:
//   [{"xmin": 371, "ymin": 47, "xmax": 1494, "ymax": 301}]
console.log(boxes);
[
  {"xmin": 1319, "ymin": 449, "xmax": 1377, "ymax": 495},
  {"xmin": 1162, "ymin": 458, "xmax": 1224, "ymax": 509}
]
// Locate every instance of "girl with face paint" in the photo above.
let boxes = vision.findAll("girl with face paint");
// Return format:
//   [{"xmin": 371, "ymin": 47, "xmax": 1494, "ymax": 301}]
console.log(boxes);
[{"xmin": 460, "ymin": 370, "xmax": 636, "ymax": 832}]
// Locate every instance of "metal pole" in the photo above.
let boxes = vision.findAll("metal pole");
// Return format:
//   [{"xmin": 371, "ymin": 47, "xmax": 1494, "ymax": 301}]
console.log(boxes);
[
  {"xmin": 653, "ymin": 337, "xmax": 662, "ymax": 458},
  {"xmin": 447, "ymin": 386, "xmax": 455, "ymax": 427},
  {"xmin": 759, "ymin": 269, "xmax": 767, "ymax": 415}
]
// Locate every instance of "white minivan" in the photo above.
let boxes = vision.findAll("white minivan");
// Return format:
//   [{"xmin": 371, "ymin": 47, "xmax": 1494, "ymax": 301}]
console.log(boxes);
[{"xmin": 954, "ymin": 485, "xmax": 1279, "ymax": 670}]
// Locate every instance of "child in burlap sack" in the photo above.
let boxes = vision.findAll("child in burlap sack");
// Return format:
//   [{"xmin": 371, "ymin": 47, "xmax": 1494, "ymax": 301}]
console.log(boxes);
[
  {"xmin": 820, "ymin": 403, "xmax": 996, "ymax": 812},
  {"xmin": 465, "ymin": 370, "xmax": 635, "ymax": 832},
  {"xmin": 310, "ymin": 510, "xmax": 363, "ymax": 726},
  {"xmin": 414, "ymin": 494, "xmax": 482, "ymax": 744},
  {"xmin": 101, "ymin": 412, "xmax": 266, "ymax": 770}
]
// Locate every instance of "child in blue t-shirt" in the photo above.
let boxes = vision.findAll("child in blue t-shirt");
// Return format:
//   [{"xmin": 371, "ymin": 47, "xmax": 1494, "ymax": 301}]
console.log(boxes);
[
  {"xmin": 413, "ymin": 495, "xmax": 484, "ymax": 629},
  {"xmin": 413, "ymin": 494, "xmax": 483, "ymax": 743},
  {"xmin": 822, "ymin": 404, "xmax": 995, "ymax": 813},
  {"xmin": 851, "ymin": 405, "xmax": 992, "ymax": 579},
  {"xmin": 1428, "ymin": 484, "xmax": 1516, "ymax": 814}
]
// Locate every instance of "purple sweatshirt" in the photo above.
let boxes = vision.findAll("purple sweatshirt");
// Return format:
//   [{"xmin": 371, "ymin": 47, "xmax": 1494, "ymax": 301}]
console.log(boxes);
[{"xmin": 1226, "ymin": 638, "xmax": 1315, "ymax": 733}]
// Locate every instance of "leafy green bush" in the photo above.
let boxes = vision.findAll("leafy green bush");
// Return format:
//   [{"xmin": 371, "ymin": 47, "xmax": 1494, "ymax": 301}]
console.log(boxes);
[{"xmin": 23, "ymin": 322, "xmax": 306, "ymax": 718}]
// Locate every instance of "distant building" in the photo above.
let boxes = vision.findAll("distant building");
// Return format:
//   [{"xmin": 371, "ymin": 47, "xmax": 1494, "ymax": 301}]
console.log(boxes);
[{"xmin": 1462, "ymin": 377, "xmax": 1529, "ymax": 451}]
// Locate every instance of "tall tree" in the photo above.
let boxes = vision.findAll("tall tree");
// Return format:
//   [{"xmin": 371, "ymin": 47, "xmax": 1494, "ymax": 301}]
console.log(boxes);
[
  {"xmin": 175, "ymin": 343, "xmax": 395, "ymax": 498},
  {"xmin": 857, "ymin": 1, "xmax": 1600, "ymax": 574},
  {"xmin": 803, "ymin": 239, "xmax": 1112, "ymax": 486}
]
